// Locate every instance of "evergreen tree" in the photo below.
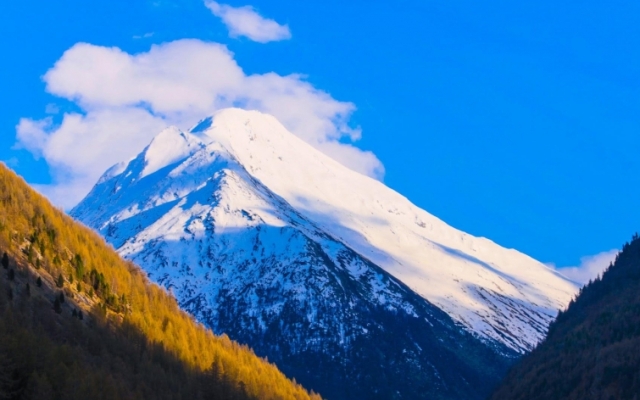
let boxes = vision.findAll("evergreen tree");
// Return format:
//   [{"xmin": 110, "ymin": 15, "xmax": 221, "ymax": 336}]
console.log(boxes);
[
  {"xmin": 56, "ymin": 273, "xmax": 64, "ymax": 288},
  {"xmin": 23, "ymin": 372, "xmax": 54, "ymax": 400},
  {"xmin": 27, "ymin": 245, "xmax": 34, "ymax": 264},
  {"xmin": 78, "ymin": 310, "xmax": 83, "ymax": 320},
  {"xmin": 1, "ymin": 252, "xmax": 7, "ymax": 269},
  {"xmin": 0, "ymin": 353, "xmax": 20, "ymax": 399},
  {"xmin": 74, "ymin": 254, "xmax": 85, "ymax": 280},
  {"xmin": 58, "ymin": 292, "xmax": 65, "ymax": 304},
  {"xmin": 53, "ymin": 297, "xmax": 62, "ymax": 314},
  {"xmin": 491, "ymin": 235, "xmax": 640, "ymax": 399},
  {"xmin": 25, "ymin": 283, "xmax": 30, "ymax": 297},
  {"xmin": 36, "ymin": 277, "xmax": 42, "ymax": 287}
]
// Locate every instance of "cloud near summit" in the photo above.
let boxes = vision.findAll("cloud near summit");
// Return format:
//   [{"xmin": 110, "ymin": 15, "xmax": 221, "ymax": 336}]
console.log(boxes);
[
  {"xmin": 16, "ymin": 40, "xmax": 383, "ymax": 208},
  {"xmin": 553, "ymin": 249, "xmax": 619, "ymax": 285},
  {"xmin": 204, "ymin": 1, "xmax": 291, "ymax": 43}
]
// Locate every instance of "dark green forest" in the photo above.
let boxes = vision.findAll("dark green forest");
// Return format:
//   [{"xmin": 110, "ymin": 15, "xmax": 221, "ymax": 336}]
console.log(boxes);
[
  {"xmin": 0, "ymin": 163, "xmax": 319, "ymax": 399},
  {"xmin": 491, "ymin": 234, "xmax": 640, "ymax": 399}
]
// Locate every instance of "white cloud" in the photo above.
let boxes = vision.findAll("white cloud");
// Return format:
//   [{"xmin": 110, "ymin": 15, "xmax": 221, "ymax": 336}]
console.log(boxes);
[
  {"xmin": 43, "ymin": 41, "xmax": 244, "ymax": 114},
  {"xmin": 554, "ymin": 249, "xmax": 619, "ymax": 285},
  {"xmin": 16, "ymin": 108, "xmax": 168, "ymax": 208},
  {"xmin": 15, "ymin": 117, "xmax": 51, "ymax": 157},
  {"xmin": 18, "ymin": 108, "xmax": 167, "ymax": 175},
  {"xmin": 204, "ymin": 1, "xmax": 291, "ymax": 43},
  {"xmin": 16, "ymin": 39, "xmax": 383, "ymax": 209}
]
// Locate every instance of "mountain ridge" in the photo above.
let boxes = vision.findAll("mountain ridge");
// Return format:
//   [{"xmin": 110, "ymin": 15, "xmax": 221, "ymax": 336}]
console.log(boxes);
[
  {"xmin": 72, "ymin": 108, "xmax": 577, "ymax": 399},
  {"xmin": 75, "ymin": 108, "xmax": 577, "ymax": 353}
]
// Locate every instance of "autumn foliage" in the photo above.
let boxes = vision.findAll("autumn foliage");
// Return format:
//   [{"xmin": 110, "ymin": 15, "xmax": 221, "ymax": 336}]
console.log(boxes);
[{"xmin": 0, "ymin": 163, "xmax": 320, "ymax": 400}]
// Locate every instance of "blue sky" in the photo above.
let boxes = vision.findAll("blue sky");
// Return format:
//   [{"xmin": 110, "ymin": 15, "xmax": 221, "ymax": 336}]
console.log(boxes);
[{"xmin": 1, "ymin": 0, "xmax": 638, "ymax": 277}]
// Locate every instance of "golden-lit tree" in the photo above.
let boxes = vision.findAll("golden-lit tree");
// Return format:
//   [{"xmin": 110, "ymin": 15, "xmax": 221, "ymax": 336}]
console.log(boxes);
[{"xmin": 0, "ymin": 163, "xmax": 321, "ymax": 400}]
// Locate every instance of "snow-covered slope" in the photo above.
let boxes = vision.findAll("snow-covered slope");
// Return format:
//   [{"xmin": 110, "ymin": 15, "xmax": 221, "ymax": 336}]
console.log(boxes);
[
  {"xmin": 189, "ymin": 109, "xmax": 577, "ymax": 352},
  {"xmin": 72, "ymin": 108, "xmax": 577, "ymax": 399}
]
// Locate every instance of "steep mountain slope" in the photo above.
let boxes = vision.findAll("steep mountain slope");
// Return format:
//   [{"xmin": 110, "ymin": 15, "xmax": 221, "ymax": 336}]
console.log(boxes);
[
  {"xmin": 72, "ymin": 108, "xmax": 577, "ymax": 399},
  {"xmin": 0, "ymin": 163, "xmax": 318, "ymax": 400},
  {"xmin": 491, "ymin": 235, "xmax": 640, "ymax": 399}
]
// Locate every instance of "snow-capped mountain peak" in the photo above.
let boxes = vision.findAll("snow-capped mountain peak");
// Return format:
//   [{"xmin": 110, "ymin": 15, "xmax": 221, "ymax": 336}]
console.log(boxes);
[
  {"xmin": 189, "ymin": 108, "xmax": 577, "ymax": 352},
  {"xmin": 72, "ymin": 107, "xmax": 578, "ymax": 399},
  {"xmin": 139, "ymin": 126, "xmax": 204, "ymax": 178}
]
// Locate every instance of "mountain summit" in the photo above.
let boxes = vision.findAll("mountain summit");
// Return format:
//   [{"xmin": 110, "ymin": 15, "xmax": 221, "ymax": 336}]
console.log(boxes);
[{"xmin": 72, "ymin": 108, "xmax": 577, "ymax": 399}]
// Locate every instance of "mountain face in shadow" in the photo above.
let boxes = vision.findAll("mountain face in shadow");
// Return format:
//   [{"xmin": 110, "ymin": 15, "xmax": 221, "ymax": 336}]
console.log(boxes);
[
  {"xmin": 0, "ymin": 163, "xmax": 318, "ymax": 400},
  {"xmin": 491, "ymin": 235, "xmax": 640, "ymax": 399},
  {"xmin": 72, "ymin": 108, "xmax": 576, "ymax": 399}
]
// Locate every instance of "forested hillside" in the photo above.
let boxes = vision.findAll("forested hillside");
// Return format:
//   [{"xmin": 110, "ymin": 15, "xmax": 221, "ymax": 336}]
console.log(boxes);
[
  {"xmin": 0, "ymin": 163, "xmax": 320, "ymax": 400},
  {"xmin": 491, "ymin": 235, "xmax": 640, "ymax": 399}
]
